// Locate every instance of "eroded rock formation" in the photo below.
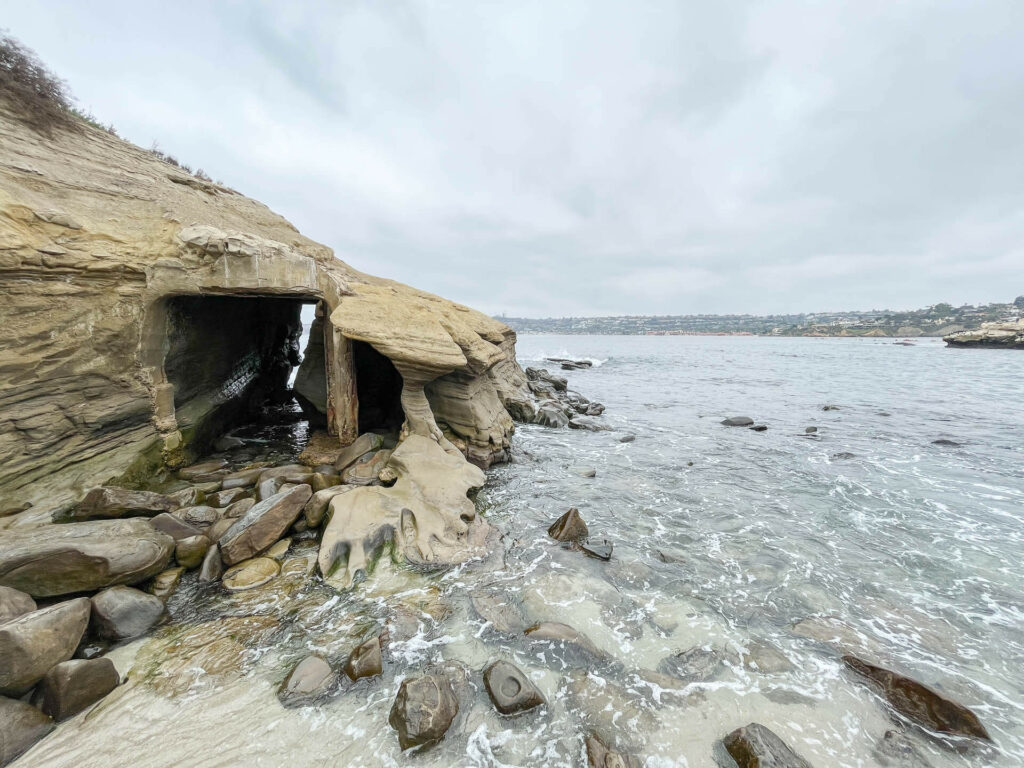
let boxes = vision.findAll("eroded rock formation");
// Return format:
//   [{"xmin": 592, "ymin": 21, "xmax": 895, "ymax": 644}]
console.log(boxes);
[{"xmin": 944, "ymin": 319, "xmax": 1024, "ymax": 349}]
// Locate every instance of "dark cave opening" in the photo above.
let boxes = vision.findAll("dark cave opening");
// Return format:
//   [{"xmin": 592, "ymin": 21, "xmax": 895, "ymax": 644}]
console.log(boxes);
[
  {"xmin": 163, "ymin": 294, "xmax": 315, "ymax": 457},
  {"xmin": 353, "ymin": 340, "xmax": 405, "ymax": 434}
]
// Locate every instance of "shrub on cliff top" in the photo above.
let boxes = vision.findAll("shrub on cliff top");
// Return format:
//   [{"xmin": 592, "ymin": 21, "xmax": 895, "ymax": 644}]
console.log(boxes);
[{"xmin": 0, "ymin": 31, "xmax": 80, "ymax": 135}]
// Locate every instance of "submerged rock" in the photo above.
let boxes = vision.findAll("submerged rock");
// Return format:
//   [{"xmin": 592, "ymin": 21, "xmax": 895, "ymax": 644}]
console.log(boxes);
[
  {"xmin": 658, "ymin": 646, "xmax": 726, "ymax": 683},
  {"xmin": 67, "ymin": 487, "xmax": 178, "ymax": 521},
  {"xmin": 843, "ymin": 655, "xmax": 990, "ymax": 741},
  {"xmin": 619, "ymin": 434, "xmax": 636, "ymax": 443},
  {"xmin": 277, "ymin": 655, "xmax": 337, "ymax": 707},
  {"xmin": 343, "ymin": 634, "xmax": 385, "ymax": 681},
  {"xmin": 483, "ymin": 660, "xmax": 544, "ymax": 715},
  {"xmin": 569, "ymin": 415, "xmax": 608, "ymax": 431},
  {"xmin": 90, "ymin": 586, "xmax": 164, "ymax": 642},
  {"xmin": 0, "ymin": 598, "xmax": 91, "ymax": 696},
  {"xmin": 585, "ymin": 731, "xmax": 642, "ymax": 768},
  {"xmin": 722, "ymin": 723, "xmax": 812, "ymax": 768},
  {"xmin": 572, "ymin": 466, "xmax": 597, "ymax": 477},
  {"xmin": 0, "ymin": 586, "xmax": 35, "ymax": 623},
  {"xmin": 524, "ymin": 622, "xmax": 608, "ymax": 661},
  {"xmin": 388, "ymin": 674, "xmax": 459, "ymax": 750},
  {"xmin": 0, "ymin": 696, "xmax": 54, "ymax": 766},
  {"xmin": 219, "ymin": 485, "xmax": 312, "ymax": 566},
  {"xmin": 222, "ymin": 557, "xmax": 280, "ymax": 591},
  {"xmin": 875, "ymin": 730, "xmax": 933, "ymax": 767},
  {"xmin": 31, "ymin": 658, "xmax": 120, "ymax": 721},
  {"xmin": 931, "ymin": 439, "xmax": 961, "ymax": 447},
  {"xmin": 581, "ymin": 540, "xmax": 613, "ymax": 561},
  {"xmin": 471, "ymin": 593, "xmax": 528, "ymax": 634},
  {"xmin": 722, "ymin": 416, "xmax": 754, "ymax": 427},
  {"xmin": 749, "ymin": 424, "xmax": 768, "ymax": 431},
  {"xmin": 548, "ymin": 507, "xmax": 589, "ymax": 543}
]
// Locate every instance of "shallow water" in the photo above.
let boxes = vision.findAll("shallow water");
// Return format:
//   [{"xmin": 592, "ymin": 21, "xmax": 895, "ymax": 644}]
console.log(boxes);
[{"xmin": 19, "ymin": 336, "xmax": 1024, "ymax": 767}]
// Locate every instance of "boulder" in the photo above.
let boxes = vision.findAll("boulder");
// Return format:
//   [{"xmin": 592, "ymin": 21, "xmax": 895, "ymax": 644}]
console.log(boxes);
[
  {"xmin": 30, "ymin": 658, "xmax": 119, "ymax": 721},
  {"xmin": 310, "ymin": 473, "xmax": 343, "ymax": 492},
  {"xmin": 619, "ymin": 434, "xmax": 636, "ymax": 443},
  {"xmin": 68, "ymin": 487, "xmax": 178, "ymax": 521},
  {"xmin": 175, "ymin": 535, "xmax": 210, "ymax": 569},
  {"xmin": 149, "ymin": 513, "xmax": 203, "ymax": 541},
  {"xmin": 722, "ymin": 723, "xmax": 812, "ymax": 768},
  {"xmin": 388, "ymin": 674, "xmax": 459, "ymax": 750},
  {"xmin": 221, "ymin": 557, "xmax": 279, "ymax": 591},
  {"xmin": 172, "ymin": 505, "xmax": 219, "ymax": 528},
  {"xmin": 277, "ymin": 655, "xmax": 337, "ymax": 707},
  {"xmin": 303, "ymin": 486, "xmax": 355, "ymax": 528},
  {"xmin": 206, "ymin": 488, "xmax": 248, "ymax": 508},
  {"xmin": 341, "ymin": 449, "xmax": 393, "ymax": 486},
  {"xmin": 198, "ymin": 546, "xmax": 223, "ymax": 583},
  {"xmin": 483, "ymin": 660, "xmax": 544, "ymax": 715},
  {"xmin": 722, "ymin": 416, "xmax": 754, "ymax": 427},
  {"xmin": 931, "ymin": 439, "xmax": 960, "ymax": 447},
  {"xmin": 805, "ymin": 426, "xmax": 818, "ymax": 434},
  {"xmin": 90, "ymin": 586, "xmax": 164, "ymax": 642},
  {"xmin": 205, "ymin": 518, "xmax": 235, "ymax": 543},
  {"xmin": 335, "ymin": 433, "xmax": 386, "ymax": 472},
  {"xmin": 344, "ymin": 634, "xmax": 384, "ymax": 681},
  {"xmin": 257, "ymin": 477, "xmax": 283, "ymax": 501},
  {"xmin": 548, "ymin": 508, "xmax": 589, "ymax": 543},
  {"xmin": 0, "ymin": 696, "xmax": 54, "ymax": 766},
  {"xmin": 843, "ymin": 655, "xmax": 990, "ymax": 740},
  {"xmin": 569, "ymin": 415, "xmax": 608, "ymax": 431},
  {"xmin": 0, "ymin": 598, "xmax": 91, "ymax": 696},
  {"xmin": 219, "ymin": 485, "xmax": 312, "ymax": 566},
  {"xmin": 265, "ymin": 538, "xmax": 291, "ymax": 561},
  {"xmin": 220, "ymin": 468, "xmax": 264, "ymax": 491},
  {"xmin": 0, "ymin": 586, "xmax": 35, "ymax": 623},
  {"xmin": 534, "ymin": 402, "xmax": 571, "ymax": 428},
  {"xmin": 147, "ymin": 567, "xmax": 184, "ymax": 603},
  {"xmin": 750, "ymin": 424, "xmax": 768, "ymax": 432},
  {"xmin": 585, "ymin": 732, "xmax": 642, "ymax": 768}
]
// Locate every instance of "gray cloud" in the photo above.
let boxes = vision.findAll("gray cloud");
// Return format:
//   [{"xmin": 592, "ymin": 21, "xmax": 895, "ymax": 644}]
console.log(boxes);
[{"xmin": 7, "ymin": 0, "xmax": 1023, "ymax": 315}]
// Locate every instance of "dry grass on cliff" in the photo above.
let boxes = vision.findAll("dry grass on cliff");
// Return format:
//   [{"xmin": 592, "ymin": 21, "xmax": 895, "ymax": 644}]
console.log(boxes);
[{"xmin": 0, "ymin": 31, "xmax": 82, "ymax": 136}]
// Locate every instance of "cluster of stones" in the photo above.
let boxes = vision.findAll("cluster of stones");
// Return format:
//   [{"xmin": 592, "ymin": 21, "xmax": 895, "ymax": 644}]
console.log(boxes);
[{"xmin": 524, "ymin": 367, "xmax": 607, "ymax": 431}]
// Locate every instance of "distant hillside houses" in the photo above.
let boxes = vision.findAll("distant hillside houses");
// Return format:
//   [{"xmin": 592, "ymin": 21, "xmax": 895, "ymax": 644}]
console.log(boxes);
[{"xmin": 500, "ymin": 298, "xmax": 1024, "ymax": 336}]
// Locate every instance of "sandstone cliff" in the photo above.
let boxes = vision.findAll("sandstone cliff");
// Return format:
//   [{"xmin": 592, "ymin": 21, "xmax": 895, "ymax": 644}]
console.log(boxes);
[{"xmin": 0, "ymin": 100, "xmax": 532, "ymax": 511}]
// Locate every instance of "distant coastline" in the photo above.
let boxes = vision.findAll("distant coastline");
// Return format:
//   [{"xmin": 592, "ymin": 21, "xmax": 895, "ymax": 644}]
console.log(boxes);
[{"xmin": 499, "ymin": 297, "xmax": 1024, "ymax": 337}]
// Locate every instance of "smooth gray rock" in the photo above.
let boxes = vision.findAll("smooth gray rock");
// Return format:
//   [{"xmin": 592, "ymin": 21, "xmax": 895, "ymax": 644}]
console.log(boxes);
[
  {"xmin": 581, "ymin": 540, "xmax": 613, "ymax": 561},
  {"xmin": 171, "ymin": 505, "xmax": 218, "ymax": 528},
  {"xmin": 175, "ymin": 535, "xmax": 210, "ymax": 569},
  {"xmin": 619, "ymin": 434, "xmax": 636, "ymax": 443},
  {"xmin": 68, "ymin": 487, "xmax": 178, "ymax": 521},
  {"xmin": 723, "ymin": 723, "xmax": 812, "ymax": 768},
  {"xmin": 722, "ymin": 416, "xmax": 754, "ymax": 427},
  {"xmin": 524, "ymin": 622, "xmax": 608, "ymax": 661},
  {"xmin": 483, "ymin": 660, "xmax": 544, "ymax": 715},
  {"xmin": 0, "ymin": 696, "xmax": 54, "ymax": 766},
  {"xmin": 0, "ymin": 586, "xmax": 35, "ymax": 623},
  {"xmin": 149, "ymin": 513, "xmax": 203, "ymax": 541},
  {"xmin": 388, "ymin": 674, "xmax": 459, "ymax": 750},
  {"xmin": 535, "ymin": 402, "xmax": 570, "ymax": 428},
  {"xmin": 198, "ymin": 545, "xmax": 223, "ymax": 583},
  {"xmin": 569, "ymin": 415, "xmax": 608, "ymax": 431},
  {"xmin": 0, "ymin": 598, "xmax": 91, "ymax": 696},
  {"xmin": 89, "ymin": 586, "xmax": 164, "ymax": 642},
  {"xmin": 220, "ymin": 468, "xmax": 263, "ymax": 490},
  {"xmin": 30, "ymin": 658, "xmax": 119, "ymax": 721},
  {"xmin": 219, "ymin": 485, "xmax": 312, "ymax": 566}
]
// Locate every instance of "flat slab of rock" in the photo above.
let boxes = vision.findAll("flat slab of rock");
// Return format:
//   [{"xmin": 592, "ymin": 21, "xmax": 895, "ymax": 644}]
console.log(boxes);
[
  {"xmin": 334, "ymin": 433, "xmax": 385, "ymax": 472},
  {"xmin": 581, "ymin": 539, "xmax": 613, "ymax": 561},
  {"xmin": 219, "ymin": 485, "xmax": 312, "ymax": 566},
  {"xmin": 278, "ymin": 655, "xmax": 336, "ymax": 707},
  {"xmin": 389, "ymin": 674, "xmax": 459, "ymax": 750},
  {"xmin": 220, "ymin": 468, "xmax": 264, "ymax": 491},
  {"xmin": 222, "ymin": 557, "xmax": 280, "ymax": 591},
  {"xmin": 0, "ymin": 696, "xmax": 54, "ymax": 766},
  {"xmin": 585, "ymin": 731, "xmax": 642, "ymax": 768},
  {"xmin": 149, "ymin": 513, "xmax": 204, "ymax": 541},
  {"xmin": 722, "ymin": 416, "xmax": 755, "ymax": 427},
  {"xmin": 0, "ymin": 586, "xmax": 36, "ymax": 623},
  {"xmin": 483, "ymin": 660, "xmax": 544, "ymax": 715},
  {"xmin": 178, "ymin": 459, "xmax": 228, "ymax": 481},
  {"xmin": 0, "ymin": 598, "xmax": 91, "ymax": 696},
  {"xmin": 68, "ymin": 486, "xmax": 179, "ymax": 521},
  {"xmin": 843, "ymin": 655, "xmax": 990, "ymax": 741},
  {"xmin": 0, "ymin": 518, "xmax": 175, "ymax": 598},
  {"xmin": 31, "ymin": 658, "xmax": 119, "ymax": 721},
  {"xmin": 723, "ymin": 723, "xmax": 812, "ymax": 768},
  {"xmin": 548, "ymin": 507, "xmax": 589, "ymax": 543},
  {"xmin": 90, "ymin": 586, "xmax": 164, "ymax": 642},
  {"xmin": 206, "ymin": 488, "xmax": 248, "ymax": 508},
  {"xmin": 344, "ymin": 634, "xmax": 384, "ymax": 681},
  {"xmin": 569, "ymin": 415, "xmax": 608, "ymax": 431}
]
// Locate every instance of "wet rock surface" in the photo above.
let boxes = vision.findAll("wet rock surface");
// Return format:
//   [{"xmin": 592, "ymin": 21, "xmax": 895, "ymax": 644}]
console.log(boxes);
[
  {"xmin": 0, "ymin": 519, "xmax": 175, "ymax": 598},
  {"xmin": 548, "ymin": 507, "xmax": 589, "ymax": 543},
  {"xmin": 89, "ymin": 586, "xmax": 164, "ymax": 642},
  {"xmin": 0, "ymin": 696, "xmax": 54, "ymax": 767},
  {"xmin": 388, "ymin": 674, "xmax": 459, "ymax": 750},
  {"xmin": 0, "ymin": 598, "xmax": 91, "ymax": 696},
  {"xmin": 843, "ymin": 655, "xmax": 991, "ymax": 741},
  {"xmin": 220, "ymin": 485, "xmax": 312, "ymax": 566},
  {"xmin": 30, "ymin": 658, "xmax": 120, "ymax": 721},
  {"xmin": 67, "ymin": 487, "xmax": 179, "ymax": 521},
  {"xmin": 585, "ymin": 731, "xmax": 642, "ymax": 768},
  {"xmin": 344, "ymin": 634, "xmax": 385, "ymax": 681},
  {"xmin": 277, "ymin": 655, "xmax": 337, "ymax": 707},
  {"xmin": 875, "ymin": 730, "xmax": 933, "ymax": 767},
  {"xmin": 222, "ymin": 557, "xmax": 280, "ymax": 591},
  {"xmin": 722, "ymin": 722, "xmax": 813, "ymax": 768},
  {"xmin": 483, "ymin": 660, "xmax": 544, "ymax": 715},
  {"xmin": 722, "ymin": 416, "xmax": 755, "ymax": 427}
]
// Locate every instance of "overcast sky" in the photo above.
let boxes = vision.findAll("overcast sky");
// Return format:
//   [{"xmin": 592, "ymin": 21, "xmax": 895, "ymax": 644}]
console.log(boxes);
[{"xmin": 6, "ymin": 1, "xmax": 1023, "ymax": 316}]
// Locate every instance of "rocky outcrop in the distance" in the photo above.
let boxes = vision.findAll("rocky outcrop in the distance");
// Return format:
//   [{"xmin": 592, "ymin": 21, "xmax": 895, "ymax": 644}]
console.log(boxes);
[{"xmin": 944, "ymin": 319, "xmax": 1024, "ymax": 349}]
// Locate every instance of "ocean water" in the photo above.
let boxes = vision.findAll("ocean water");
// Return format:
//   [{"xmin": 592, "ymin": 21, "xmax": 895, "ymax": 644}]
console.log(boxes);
[{"xmin": 19, "ymin": 335, "xmax": 1024, "ymax": 768}]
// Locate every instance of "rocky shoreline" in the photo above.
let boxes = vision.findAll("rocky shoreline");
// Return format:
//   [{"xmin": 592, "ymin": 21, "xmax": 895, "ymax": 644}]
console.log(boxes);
[{"xmin": 943, "ymin": 319, "xmax": 1024, "ymax": 349}]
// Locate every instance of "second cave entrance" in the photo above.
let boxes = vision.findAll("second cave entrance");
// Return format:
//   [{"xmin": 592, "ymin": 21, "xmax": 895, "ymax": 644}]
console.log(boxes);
[{"xmin": 353, "ymin": 340, "xmax": 405, "ymax": 434}]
